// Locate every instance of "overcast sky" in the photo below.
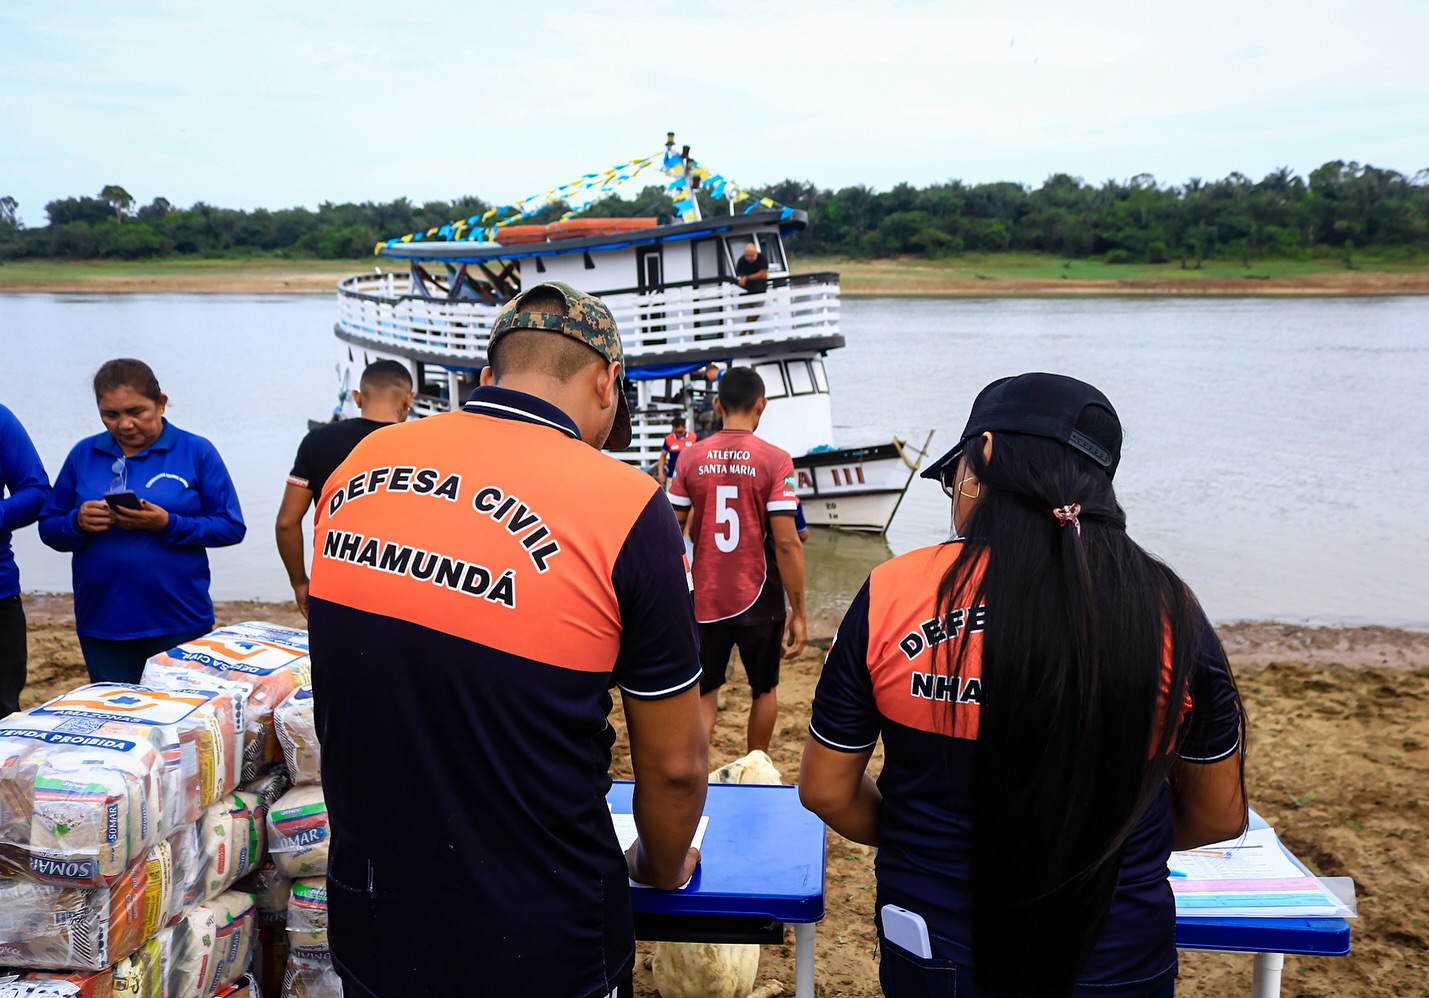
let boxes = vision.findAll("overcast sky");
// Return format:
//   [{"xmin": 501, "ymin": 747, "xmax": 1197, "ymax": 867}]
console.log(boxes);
[{"xmin": 3, "ymin": 0, "xmax": 1427, "ymax": 226}]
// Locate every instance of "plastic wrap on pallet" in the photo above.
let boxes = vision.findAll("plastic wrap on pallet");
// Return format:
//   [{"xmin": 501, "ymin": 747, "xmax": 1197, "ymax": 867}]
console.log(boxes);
[
  {"xmin": 21, "ymin": 684, "xmax": 240, "ymax": 829},
  {"xmin": 0, "ymin": 715, "xmax": 166, "ymax": 886},
  {"xmin": 0, "ymin": 849, "xmax": 151, "ymax": 970},
  {"xmin": 236, "ymin": 861, "xmax": 293, "ymax": 920},
  {"xmin": 280, "ymin": 955, "xmax": 341, "ymax": 998},
  {"xmin": 143, "ymin": 623, "xmax": 311, "ymax": 785},
  {"xmin": 111, "ymin": 934, "xmax": 163, "ymax": 997},
  {"xmin": 0, "ymin": 968, "xmax": 115, "ymax": 996},
  {"xmin": 167, "ymin": 824, "xmax": 203, "ymax": 927},
  {"xmin": 241, "ymin": 765, "xmax": 291, "ymax": 815}
]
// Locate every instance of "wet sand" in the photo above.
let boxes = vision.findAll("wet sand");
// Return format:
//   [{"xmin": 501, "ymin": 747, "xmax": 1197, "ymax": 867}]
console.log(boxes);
[{"xmin": 18, "ymin": 594, "xmax": 1429, "ymax": 997}]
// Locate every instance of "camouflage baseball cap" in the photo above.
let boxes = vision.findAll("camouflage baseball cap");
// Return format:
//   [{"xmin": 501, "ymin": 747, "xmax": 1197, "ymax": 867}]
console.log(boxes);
[{"xmin": 489, "ymin": 280, "xmax": 631, "ymax": 450}]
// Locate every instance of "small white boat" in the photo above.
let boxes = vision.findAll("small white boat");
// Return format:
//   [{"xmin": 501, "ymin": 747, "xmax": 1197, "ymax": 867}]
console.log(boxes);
[{"xmin": 328, "ymin": 138, "xmax": 933, "ymax": 533}]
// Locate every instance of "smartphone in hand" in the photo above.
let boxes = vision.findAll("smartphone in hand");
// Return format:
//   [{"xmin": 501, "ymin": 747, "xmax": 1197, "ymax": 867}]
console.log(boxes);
[{"xmin": 104, "ymin": 490, "xmax": 143, "ymax": 511}]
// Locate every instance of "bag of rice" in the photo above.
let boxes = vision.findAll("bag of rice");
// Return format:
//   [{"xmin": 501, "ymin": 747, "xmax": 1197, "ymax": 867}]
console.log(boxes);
[
  {"xmin": 274, "ymin": 686, "xmax": 320, "ymax": 786},
  {"xmin": 0, "ymin": 721, "xmax": 165, "ymax": 887},
  {"xmin": 203, "ymin": 890, "xmax": 258, "ymax": 988},
  {"xmin": 0, "ymin": 856, "xmax": 147, "ymax": 970},
  {"xmin": 144, "ymin": 624, "xmax": 310, "ymax": 785},
  {"xmin": 196, "ymin": 792, "xmax": 264, "ymax": 902},
  {"xmin": 111, "ymin": 934, "xmax": 162, "ymax": 997},
  {"xmin": 138, "ymin": 838, "xmax": 173, "ymax": 944},
  {"xmin": 285, "ymin": 878, "xmax": 328, "ymax": 962},
  {"xmin": 22, "ymin": 683, "xmax": 239, "ymax": 829},
  {"xmin": 166, "ymin": 904, "xmax": 221, "ymax": 998},
  {"xmin": 266, "ymin": 787, "xmax": 328, "ymax": 879}
]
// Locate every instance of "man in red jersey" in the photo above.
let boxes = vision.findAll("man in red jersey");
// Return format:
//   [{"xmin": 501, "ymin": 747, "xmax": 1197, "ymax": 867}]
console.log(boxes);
[
  {"xmin": 656, "ymin": 414, "xmax": 697, "ymax": 491},
  {"xmin": 669, "ymin": 366, "xmax": 806, "ymax": 752}
]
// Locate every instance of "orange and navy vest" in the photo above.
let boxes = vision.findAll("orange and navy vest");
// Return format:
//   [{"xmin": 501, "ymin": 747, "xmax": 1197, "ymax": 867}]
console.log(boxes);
[
  {"xmin": 809, "ymin": 540, "xmax": 1241, "ymax": 994},
  {"xmin": 662, "ymin": 429, "xmax": 697, "ymax": 476},
  {"xmin": 307, "ymin": 385, "xmax": 700, "ymax": 998}
]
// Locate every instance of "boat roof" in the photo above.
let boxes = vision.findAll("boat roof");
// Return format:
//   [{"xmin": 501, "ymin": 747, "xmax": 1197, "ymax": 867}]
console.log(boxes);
[{"xmin": 377, "ymin": 209, "xmax": 807, "ymax": 264}]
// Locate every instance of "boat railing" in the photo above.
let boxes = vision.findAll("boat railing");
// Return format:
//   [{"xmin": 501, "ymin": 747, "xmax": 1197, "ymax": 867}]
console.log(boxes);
[{"xmin": 336, "ymin": 272, "xmax": 841, "ymax": 361}]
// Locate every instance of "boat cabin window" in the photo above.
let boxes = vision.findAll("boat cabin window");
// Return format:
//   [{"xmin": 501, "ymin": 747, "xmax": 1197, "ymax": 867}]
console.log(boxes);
[
  {"xmin": 811, "ymin": 358, "xmax": 829, "ymax": 393},
  {"xmin": 786, "ymin": 360, "xmax": 816, "ymax": 396},
  {"xmin": 753, "ymin": 362, "xmax": 788, "ymax": 399},
  {"xmin": 725, "ymin": 233, "xmax": 787, "ymax": 275}
]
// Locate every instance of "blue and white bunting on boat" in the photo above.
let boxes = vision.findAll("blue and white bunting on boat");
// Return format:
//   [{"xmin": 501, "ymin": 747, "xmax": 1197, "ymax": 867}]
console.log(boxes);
[{"xmin": 374, "ymin": 142, "xmax": 796, "ymax": 251}]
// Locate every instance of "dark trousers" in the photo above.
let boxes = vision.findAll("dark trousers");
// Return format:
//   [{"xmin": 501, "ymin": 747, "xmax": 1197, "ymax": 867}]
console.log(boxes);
[
  {"xmin": 78, "ymin": 627, "xmax": 210, "ymax": 685},
  {"xmin": 880, "ymin": 939, "xmax": 1176, "ymax": 998},
  {"xmin": 0, "ymin": 595, "xmax": 25, "ymax": 716}
]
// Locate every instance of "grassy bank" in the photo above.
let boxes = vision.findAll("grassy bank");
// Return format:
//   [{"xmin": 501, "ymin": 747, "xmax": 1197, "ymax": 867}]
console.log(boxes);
[
  {"xmin": 2, "ymin": 254, "xmax": 1428, "ymax": 296},
  {"xmin": 797, "ymin": 253, "xmax": 1429, "ymax": 296}
]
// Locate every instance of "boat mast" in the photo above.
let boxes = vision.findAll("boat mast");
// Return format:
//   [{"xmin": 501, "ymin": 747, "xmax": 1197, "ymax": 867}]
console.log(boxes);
[{"xmin": 666, "ymin": 132, "xmax": 702, "ymax": 223}]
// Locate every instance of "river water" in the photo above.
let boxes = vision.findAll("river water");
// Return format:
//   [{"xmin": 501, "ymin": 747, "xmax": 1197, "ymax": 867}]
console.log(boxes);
[{"xmin": 2, "ymin": 293, "xmax": 1426, "ymax": 629}]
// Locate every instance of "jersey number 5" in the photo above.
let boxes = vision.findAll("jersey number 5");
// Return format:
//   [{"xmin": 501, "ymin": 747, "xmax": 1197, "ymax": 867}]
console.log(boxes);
[{"xmin": 714, "ymin": 485, "xmax": 740, "ymax": 553}]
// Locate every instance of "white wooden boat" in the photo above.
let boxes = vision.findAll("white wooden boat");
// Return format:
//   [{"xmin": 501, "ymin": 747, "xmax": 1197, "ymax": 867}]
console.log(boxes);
[{"xmin": 329, "ymin": 143, "xmax": 931, "ymax": 532}]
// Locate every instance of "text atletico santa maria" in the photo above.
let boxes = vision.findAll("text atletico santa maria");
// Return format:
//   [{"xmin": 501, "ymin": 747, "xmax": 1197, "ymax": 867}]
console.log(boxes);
[{"xmin": 320, "ymin": 466, "xmax": 566, "ymax": 608}]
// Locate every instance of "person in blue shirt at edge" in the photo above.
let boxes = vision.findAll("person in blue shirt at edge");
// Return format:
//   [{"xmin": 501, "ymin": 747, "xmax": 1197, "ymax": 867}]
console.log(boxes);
[
  {"xmin": 0, "ymin": 404, "xmax": 52, "ymax": 716},
  {"xmin": 799, "ymin": 372, "xmax": 1249, "ymax": 998},
  {"xmin": 39, "ymin": 359, "xmax": 246, "ymax": 684}
]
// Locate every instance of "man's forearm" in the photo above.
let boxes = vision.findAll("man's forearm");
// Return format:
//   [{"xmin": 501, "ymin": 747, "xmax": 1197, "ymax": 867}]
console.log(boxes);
[
  {"xmin": 275, "ymin": 521, "xmax": 308, "ymax": 584},
  {"xmin": 774, "ymin": 539, "xmax": 805, "ymax": 620},
  {"xmin": 631, "ymin": 771, "xmax": 706, "ymax": 886}
]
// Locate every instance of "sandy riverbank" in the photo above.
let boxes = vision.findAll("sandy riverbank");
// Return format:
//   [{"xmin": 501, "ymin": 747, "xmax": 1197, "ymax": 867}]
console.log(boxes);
[
  {"xmin": 3, "ymin": 257, "xmax": 1428, "ymax": 297},
  {"xmin": 18, "ymin": 594, "xmax": 1429, "ymax": 997}
]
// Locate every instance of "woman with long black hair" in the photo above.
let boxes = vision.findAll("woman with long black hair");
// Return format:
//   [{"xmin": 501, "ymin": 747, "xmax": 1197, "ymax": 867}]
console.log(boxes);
[{"xmin": 800, "ymin": 373, "xmax": 1248, "ymax": 998}]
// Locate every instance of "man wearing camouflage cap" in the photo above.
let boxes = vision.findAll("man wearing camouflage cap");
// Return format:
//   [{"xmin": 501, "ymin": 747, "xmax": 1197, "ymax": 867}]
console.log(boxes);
[{"xmin": 308, "ymin": 281, "xmax": 708, "ymax": 998}]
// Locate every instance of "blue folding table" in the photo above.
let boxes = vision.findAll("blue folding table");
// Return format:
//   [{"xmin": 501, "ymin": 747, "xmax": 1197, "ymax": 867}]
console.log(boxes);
[
  {"xmin": 609, "ymin": 781, "xmax": 825, "ymax": 998},
  {"xmin": 1176, "ymin": 914, "xmax": 1350, "ymax": 997},
  {"xmin": 612, "ymin": 781, "xmax": 1349, "ymax": 998}
]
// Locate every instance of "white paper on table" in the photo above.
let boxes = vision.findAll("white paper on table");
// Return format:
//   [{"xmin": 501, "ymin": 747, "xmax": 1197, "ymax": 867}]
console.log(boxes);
[
  {"xmin": 1169, "ymin": 827, "xmax": 1308, "ymax": 879},
  {"xmin": 611, "ymin": 813, "xmax": 709, "ymax": 890},
  {"xmin": 1169, "ymin": 825, "xmax": 1349, "ymax": 917}
]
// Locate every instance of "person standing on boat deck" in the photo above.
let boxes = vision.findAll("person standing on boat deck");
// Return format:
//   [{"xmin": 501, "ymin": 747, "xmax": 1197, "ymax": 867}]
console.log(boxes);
[
  {"xmin": 0, "ymin": 404, "xmax": 51, "ymax": 716},
  {"xmin": 735, "ymin": 241, "xmax": 769, "ymax": 327},
  {"xmin": 275, "ymin": 360, "xmax": 414, "ymax": 618},
  {"xmin": 669, "ymin": 366, "xmax": 806, "ymax": 753},
  {"xmin": 306, "ymin": 281, "xmax": 707, "ymax": 998},
  {"xmin": 39, "ymin": 359, "xmax": 246, "ymax": 684},
  {"xmin": 692, "ymin": 363, "xmax": 722, "ymax": 439},
  {"xmin": 657, "ymin": 414, "xmax": 698, "ymax": 490}
]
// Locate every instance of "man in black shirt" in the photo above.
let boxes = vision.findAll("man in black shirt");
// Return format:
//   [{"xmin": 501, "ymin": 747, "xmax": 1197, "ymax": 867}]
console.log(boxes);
[
  {"xmin": 735, "ymin": 241, "xmax": 769, "ymax": 328},
  {"xmin": 275, "ymin": 360, "xmax": 413, "ymax": 616},
  {"xmin": 736, "ymin": 241, "xmax": 769, "ymax": 294}
]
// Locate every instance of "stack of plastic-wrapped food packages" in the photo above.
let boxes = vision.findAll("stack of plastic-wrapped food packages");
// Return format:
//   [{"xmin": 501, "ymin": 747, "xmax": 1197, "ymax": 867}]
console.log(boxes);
[{"xmin": 0, "ymin": 622, "xmax": 332, "ymax": 998}]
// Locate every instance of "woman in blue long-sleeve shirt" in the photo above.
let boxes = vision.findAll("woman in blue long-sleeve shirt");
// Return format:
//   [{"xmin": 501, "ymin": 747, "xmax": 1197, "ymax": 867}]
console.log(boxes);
[
  {"xmin": 1, "ymin": 403, "xmax": 52, "ymax": 715},
  {"xmin": 40, "ymin": 359, "xmax": 246, "ymax": 682}
]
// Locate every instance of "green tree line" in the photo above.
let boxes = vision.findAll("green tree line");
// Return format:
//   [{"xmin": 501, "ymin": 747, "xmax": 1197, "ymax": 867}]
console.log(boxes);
[{"xmin": 2, "ymin": 161, "xmax": 1426, "ymax": 265}]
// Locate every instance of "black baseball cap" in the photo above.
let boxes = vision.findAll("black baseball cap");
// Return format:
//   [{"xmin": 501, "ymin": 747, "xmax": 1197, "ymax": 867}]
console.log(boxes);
[{"xmin": 921, "ymin": 373, "xmax": 1123, "ymax": 481}]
